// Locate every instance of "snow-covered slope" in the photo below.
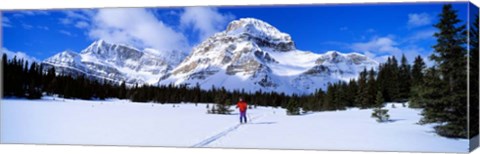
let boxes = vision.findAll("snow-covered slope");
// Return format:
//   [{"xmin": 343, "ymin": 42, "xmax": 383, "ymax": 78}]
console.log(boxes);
[
  {"xmin": 42, "ymin": 40, "xmax": 187, "ymax": 84},
  {"xmin": 159, "ymin": 18, "xmax": 378, "ymax": 95},
  {"xmin": 0, "ymin": 98, "xmax": 468, "ymax": 153}
]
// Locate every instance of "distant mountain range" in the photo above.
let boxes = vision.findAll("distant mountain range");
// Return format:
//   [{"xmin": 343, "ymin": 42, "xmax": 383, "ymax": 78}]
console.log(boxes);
[
  {"xmin": 42, "ymin": 40, "xmax": 187, "ymax": 84},
  {"xmin": 10, "ymin": 18, "xmax": 379, "ymax": 95}
]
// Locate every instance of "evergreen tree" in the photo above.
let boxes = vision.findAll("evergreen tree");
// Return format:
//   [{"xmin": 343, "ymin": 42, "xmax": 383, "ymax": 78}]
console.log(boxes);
[
  {"xmin": 411, "ymin": 55, "xmax": 427, "ymax": 86},
  {"xmin": 2, "ymin": 54, "xmax": 9, "ymax": 96},
  {"xmin": 210, "ymin": 87, "xmax": 232, "ymax": 114},
  {"xmin": 469, "ymin": 14, "xmax": 479, "ymax": 138},
  {"xmin": 376, "ymin": 64, "xmax": 388, "ymax": 102},
  {"xmin": 377, "ymin": 57, "xmax": 399, "ymax": 102},
  {"xmin": 366, "ymin": 68, "xmax": 377, "ymax": 107},
  {"xmin": 119, "ymin": 81, "xmax": 127, "ymax": 99},
  {"xmin": 375, "ymin": 90, "xmax": 385, "ymax": 107},
  {"xmin": 286, "ymin": 98, "xmax": 300, "ymax": 115},
  {"xmin": 372, "ymin": 90, "xmax": 390, "ymax": 122},
  {"xmin": 335, "ymin": 82, "xmax": 349, "ymax": 110},
  {"xmin": 345, "ymin": 79, "xmax": 358, "ymax": 107},
  {"xmin": 388, "ymin": 56, "xmax": 401, "ymax": 101},
  {"xmin": 44, "ymin": 67, "xmax": 56, "ymax": 95},
  {"xmin": 13, "ymin": 57, "xmax": 26, "ymax": 97},
  {"xmin": 409, "ymin": 56, "xmax": 427, "ymax": 108},
  {"xmin": 398, "ymin": 54, "xmax": 411, "ymax": 100},
  {"xmin": 312, "ymin": 89, "xmax": 325, "ymax": 111},
  {"xmin": 324, "ymin": 83, "xmax": 336, "ymax": 110},
  {"xmin": 356, "ymin": 68, "xmax": 369, "ymax": 108},
  {"xmin": 26, "ymin": 62, "xmax": 42, "ymax": 99},
  {"xmin": 421, "ymin": 4, "xmax": 468, "ymax": 138}
]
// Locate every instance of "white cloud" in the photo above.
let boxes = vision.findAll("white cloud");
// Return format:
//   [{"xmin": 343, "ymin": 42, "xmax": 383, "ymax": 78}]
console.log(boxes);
[
  {"xmin": 407, "ymin": 29, "xmax": 436, "ymax": 41},
  {"xmin": 407, "ymin": 13, "xmax": 432, "ymax": 28},
  {"xmin": 59, "ymin": 18, "xmax": 73, "ymax": 25},
  {"xmin": 12, "ymin": 14, "xmax": 24, "ymax": 18},
  {"xmin": 59, "ymin": 10, "xmax": 93, "ymax": 27},
  {"xmin": 64, "ymin": 10, "xmax": 89, "ymax": 21},
  {"xmin": 75, "ymin": 21, "xmax": 89, "ymax": 29},
  {"xmin": 320, "ymin": 41, "xmax": 349, "ymax": 47},
  {"xmin": 2, "ymin": 17, "xmax": 12, "ymax": 27},
  {"xmin": 88, "ymin": 8, "xmax": 189, "ymax": 52},
  {"xmin": 180, "ymin": 7, "xmax": 234, "ymax": 41},
  {"xmin": 352, "ymin": 36, "xmax": 402, "ymax": 56},
  {"xmin": 2, "ymin": 47, "xmax": 38, "ymax": 62},
  {"xmin": 351, "ymin": 36, "xmax": 432, "ymax": 65},
  {"xmin": 366, "ymin": 28, "xmax": 376, "ymax": 33},
  {"xmin": 364, "ymin": 51, "xmax": 391, "ymax": 63},
  {"xmin": 22, "ymin": 23, "xmax": 33, "ymax": 29},
  {"xmin": 59, "ymin": 30, "xmax": 74, "ymax": 36},
  {"xmin": 12, "ymin": 10, "xmax": 49, "ymax": 18},
  {"xmin": 22, "ymin": 10, "xmax": 49, "ymax": 16},
  {"xmin": 56, "ymin": 7, "xmax": 232, "ymax": 52},
  {"xmin": 22, "ymin": 11, "xmax": 35, "ymax": 16},
  {"xmin": 167, "ymin": 10, "xmax": 178, "ymax": 16},
  {"xmin": 37, "ymin": 25, "xmax": 49, "ymax": 30}
]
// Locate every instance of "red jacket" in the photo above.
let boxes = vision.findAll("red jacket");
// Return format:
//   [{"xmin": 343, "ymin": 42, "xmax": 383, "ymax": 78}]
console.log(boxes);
[{"xmin": 237, "ymin": 101, "xmax": 248, "ymax": 112}]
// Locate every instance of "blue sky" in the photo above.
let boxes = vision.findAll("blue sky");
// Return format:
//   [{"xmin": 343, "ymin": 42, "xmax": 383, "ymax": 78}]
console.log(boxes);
[{"xmin": 1, "ymin": 2, "xmax": 475, "ymax": 64}]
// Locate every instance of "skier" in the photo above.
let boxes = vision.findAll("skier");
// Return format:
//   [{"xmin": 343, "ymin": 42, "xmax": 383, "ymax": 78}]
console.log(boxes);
[{"xmin": 236, "ymin": 97, "xmax": 248, "ymax": 124}]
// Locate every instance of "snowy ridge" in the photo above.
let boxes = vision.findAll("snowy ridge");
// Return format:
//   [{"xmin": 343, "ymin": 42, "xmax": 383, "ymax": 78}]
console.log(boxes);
[{"xmin": 42, "ymin": 40, "xmax": 187, "ymax": 85}]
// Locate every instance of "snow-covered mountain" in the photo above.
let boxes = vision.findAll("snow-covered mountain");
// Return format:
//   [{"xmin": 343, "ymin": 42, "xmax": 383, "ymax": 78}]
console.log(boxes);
[
  {"xmin": 38, "ymin": 18, "xmax": 378, "ymax": 94},
  {"xmin": 42, "ymin": 40, "xmax": 187, "ymax": 84},
  {"xmin": 158, "ymin": 18, "xmax": 378, "ymax": 95}
]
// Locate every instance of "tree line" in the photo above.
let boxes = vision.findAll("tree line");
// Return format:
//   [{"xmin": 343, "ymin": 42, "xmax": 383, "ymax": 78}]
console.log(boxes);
[
  {"xmin": 2, "ymin": 55, "xmax": 128, "ymax": 100},
  {"xmin": 1, "ymin": 52, "xmax": 422, "ymax": 113}
]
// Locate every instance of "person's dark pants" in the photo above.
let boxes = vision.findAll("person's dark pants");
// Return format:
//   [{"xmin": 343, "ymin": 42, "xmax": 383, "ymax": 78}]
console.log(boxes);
[{"xmin": 240, "ymin": 111, "xmax": 247, "ymax": 123}]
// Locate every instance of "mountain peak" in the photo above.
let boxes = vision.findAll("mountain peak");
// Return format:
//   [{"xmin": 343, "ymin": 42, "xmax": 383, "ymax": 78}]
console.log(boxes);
[
  {"xmin": 315, "ymin": 51, "xmax": 377, "ymax": 66},
  {"xmin": 93, "ymin": 39, "xmax": 106, "ymax": 44},
  {"xmin": 225, "ymin": 18, "xmax": 286, "ymax": 38},
  {"xmin": 222, "ymin": 18, "xmax": 295, "ymax": 51},
  {"xmin": 324, "ymin": 50, "xmax": 369, "ymax": 58},
  {"xmin": 226, "ymin": 18, "xmax": 275, "ymax": 31},
  {"xmin": 88, "ymin": 39, "xmax": 110, "ymax": 49},
  {"xmin": 61, "ymin": 50, "xmax": 78, "ymax": 55},
  {"xmin": 80, "ymin": 40, "xmax": 142, "ymax": 57},
  {"xmin": 81, "ymin": 39, "xmax": 110, "ymax": 54},
  {"xmin": 51, "ymin": 50, "xmax": 79, "ymax": 59},
  {"xmin": 43, "ymin": 50, "xmax": 80, "ymax": 67},
  {"xmin": 324, "ymin": 50, "xmax": 341, "ymax": 56}
]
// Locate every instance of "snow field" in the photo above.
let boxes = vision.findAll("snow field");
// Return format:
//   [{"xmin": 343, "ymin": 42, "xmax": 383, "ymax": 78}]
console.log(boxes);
[{"xmin": 1, "ymin": 98, "xmax": 468, "ymax": 153}]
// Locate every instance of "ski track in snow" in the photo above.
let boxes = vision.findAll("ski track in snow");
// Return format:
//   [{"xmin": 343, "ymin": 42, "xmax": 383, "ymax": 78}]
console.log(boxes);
[{"xmin": 191, "ymin": 113, "xmax": 266, "ymax": 147}]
